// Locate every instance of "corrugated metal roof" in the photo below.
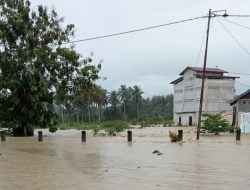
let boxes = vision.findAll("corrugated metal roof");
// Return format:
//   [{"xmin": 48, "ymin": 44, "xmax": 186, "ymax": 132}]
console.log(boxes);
[{"xmin": 179, "ymin": 66, "xmax": 228, "ymax": 75}]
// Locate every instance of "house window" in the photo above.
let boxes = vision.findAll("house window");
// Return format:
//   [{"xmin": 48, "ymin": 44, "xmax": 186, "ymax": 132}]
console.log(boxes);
[{"xmin": 243, "ymin": 102, "xmax": 246, "ymax": 104}]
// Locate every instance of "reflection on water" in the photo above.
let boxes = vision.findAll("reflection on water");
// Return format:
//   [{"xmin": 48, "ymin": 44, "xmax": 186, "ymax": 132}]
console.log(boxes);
[{"xmin": 1, "ymin": 130, "xmax": 250, "ymax": 190}]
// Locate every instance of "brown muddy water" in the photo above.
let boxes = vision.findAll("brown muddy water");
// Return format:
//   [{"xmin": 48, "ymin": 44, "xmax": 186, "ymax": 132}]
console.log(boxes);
[{"xmin": 0, "ymin": 127, "xmax": 250, "ymax": 190}]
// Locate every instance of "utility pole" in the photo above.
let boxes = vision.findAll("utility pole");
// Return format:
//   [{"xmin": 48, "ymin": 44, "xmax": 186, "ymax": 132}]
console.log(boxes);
[{"xmin": 196, "ymin": 9, "xmax": 212, "ymax": 140}]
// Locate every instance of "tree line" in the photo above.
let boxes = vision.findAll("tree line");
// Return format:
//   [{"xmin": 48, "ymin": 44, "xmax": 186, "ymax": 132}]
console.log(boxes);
[{"xmin": 56, "ymin": 84, "xmax": 173, "ymax": 124}]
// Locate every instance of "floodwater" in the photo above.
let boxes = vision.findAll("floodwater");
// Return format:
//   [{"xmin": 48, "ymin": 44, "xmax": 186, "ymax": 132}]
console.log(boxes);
[{"xmin": 1, "ymin": 128, "xmax": 250, "ymax": 190}]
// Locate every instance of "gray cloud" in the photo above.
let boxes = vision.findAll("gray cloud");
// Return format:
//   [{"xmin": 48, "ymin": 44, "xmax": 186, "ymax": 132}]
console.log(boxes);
[{"xmin": 32, "ymin": 0, "xmax": 250, "ymax": 96}]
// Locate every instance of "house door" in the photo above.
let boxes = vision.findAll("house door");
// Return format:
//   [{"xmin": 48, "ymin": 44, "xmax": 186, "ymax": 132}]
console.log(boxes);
[
  {"xmin": 189, "ymin": 116, "xmax": 192, "ymax": 126},
  {"xmin": 179, "ymin": 117, "xmax": 182, "ymax": 126}
]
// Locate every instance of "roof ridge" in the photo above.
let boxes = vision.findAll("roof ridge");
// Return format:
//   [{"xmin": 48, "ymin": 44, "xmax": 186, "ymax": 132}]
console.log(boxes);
[{"xmin": 230, "ymin": 89, "xmax": 250, "ymax": 105}]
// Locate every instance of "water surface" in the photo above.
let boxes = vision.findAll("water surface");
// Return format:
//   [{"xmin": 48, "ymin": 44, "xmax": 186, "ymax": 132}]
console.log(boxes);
[{"xmin": 0, "ymin": 129, "xmax": 250, "ymax": 190}]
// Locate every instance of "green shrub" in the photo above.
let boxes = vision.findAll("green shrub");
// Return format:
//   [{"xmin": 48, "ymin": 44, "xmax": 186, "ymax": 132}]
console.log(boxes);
[
  {"xmin": 49, "ymin": 126, "xmax": 58, "ymax": 133},
  {"xmin": 106, "ymin": 128, "xmax": 117, "ymax": 136},
  {"xmin": 101, "ymin": 121, "xmax": 129, "ymax": 135},
  {"xmin": 59, "ymin": 127, "xmax": 66, "ymax": 130},
  {"xmin": 130, "ymin": 119, "xmax": 138, "ymax": 125},
  {"xmin": 92, "ymin": 127, "xmax": 100, "ymax": 136},
  {"xmin": 11, "ymin": 125, "xmax": 34, "ymax": 136},
  {"xmin": 201, "ymin": 113, "xmax": 233, "ymax": 135}
]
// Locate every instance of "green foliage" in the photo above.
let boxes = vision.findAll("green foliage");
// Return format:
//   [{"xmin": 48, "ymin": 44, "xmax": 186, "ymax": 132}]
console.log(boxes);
[
  {"xmin": 0, "ymin": 0, "xmax": 100, "ymax": 136},
  {"xmin": 101, "ymin": 121, "xmax": 129, "ymax": 135},
  {"xmin": 130, "ymin": 119, "xmax": 138, "ymax": 125},
  {"xmin": 54, "ymin": 82, "xmax": 173, "ymax": 124},
  {"xmin": 92, "ymin": 127, "xmax": 100, "ymax": 136},
  {"xmin": 201, "ymin": 113, "xmax": 233, "ymax": 135},
  {"xmin": 49, "ymin": 126, "xmax": 58, "ymax": 133},
  {"xmin": 12, "ymin": 124, "xmax": 34, "ymax": 136},
  {"xmin": 140, "ymin": 95, "xmax": 173, "ymax": 121}
]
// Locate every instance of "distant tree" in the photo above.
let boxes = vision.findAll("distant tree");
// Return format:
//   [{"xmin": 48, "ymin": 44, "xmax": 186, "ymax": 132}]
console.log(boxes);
[
  {"xmin": 92, "ymin": 85, "xmax": 107, "ymax": 123},
  {"xmin": 0, "ymin": 0, "xmax": 100, "ymax": 136},
  {"xmin": 118, "ymin": 85, "xmax": 129, "ymax": 120},
  {"xmin": 108, "ymin": 90, "xmax": 121, "ymax": 120},
  {"xmin": 132, "ymin": 85, "xmax": 144, "ymax": 120}
]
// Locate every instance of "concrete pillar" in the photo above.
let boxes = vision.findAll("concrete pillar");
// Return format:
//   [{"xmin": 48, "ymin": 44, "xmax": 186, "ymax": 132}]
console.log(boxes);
[
  {"xmin": 127, "ymin": 131, "xmax": 132, "ymax": 142},
  {"xmin": 38, "ymin": 131, "xmax": 43, "ymax": 142},
  {"xmin": 0, "ymin": 131, "xmax": 6, "ymax": 142},
  {"xmin": 178, "ymin": 130, "xmax": 183, "ymax": 141},
  {"xmin": 81, "ymin": 131, "xmax": 86, "ymax": 142},
  {"xmin": 236, "ymin": 128, "xmax": 241, "ymax": 141}
]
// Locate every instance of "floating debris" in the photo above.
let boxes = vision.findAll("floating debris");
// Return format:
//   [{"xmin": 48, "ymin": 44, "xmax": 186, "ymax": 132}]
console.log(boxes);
[
  {"xmin": 152, "ymin": 150, "xmax": 160, "ymax": 154},
  {"xmin": 169, "ymin": 130, "xmax": 178, "ymax": 142}
]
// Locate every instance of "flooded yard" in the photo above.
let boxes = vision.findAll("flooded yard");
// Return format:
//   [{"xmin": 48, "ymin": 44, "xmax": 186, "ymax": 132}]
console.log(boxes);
[{"xmin": 1, "ymin": 127, "xmax": 250, "ymax": 190}]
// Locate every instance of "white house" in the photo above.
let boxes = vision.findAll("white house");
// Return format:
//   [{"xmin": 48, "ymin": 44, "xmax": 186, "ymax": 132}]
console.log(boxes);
[{"xmin": 170, "ymin": 66, "xmax": 238, "ymax": 126}]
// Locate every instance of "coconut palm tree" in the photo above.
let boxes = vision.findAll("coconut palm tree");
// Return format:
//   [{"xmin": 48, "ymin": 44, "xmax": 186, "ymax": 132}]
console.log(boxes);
[
  {"xmin": 118, "ymin": 85, "xmax": 129, "ymax": 120},
  {"xmin": 92, "ymin": 86, "xmax": 108, "ymax": 123},
  {"xmin": 132, "ymin": 85, "xmax": 144, "ymax": 120},
  {"xmin": 108, "ymin": 90, "xmax": 121, "ymax": 120}
]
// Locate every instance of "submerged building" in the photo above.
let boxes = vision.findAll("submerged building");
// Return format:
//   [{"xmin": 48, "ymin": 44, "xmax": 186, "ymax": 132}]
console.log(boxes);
[
  {"xmin": 170, "ymin": 66, "xmax": 238, "ymax": 126},
  {"xmin": 230, "ymin": 89, "xmax": 250, "ymax": 133}
]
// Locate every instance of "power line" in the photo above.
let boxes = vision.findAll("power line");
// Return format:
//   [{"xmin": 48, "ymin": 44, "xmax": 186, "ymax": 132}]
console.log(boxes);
[
  {"xmin": 60, "ymin": 16, "xmax": 207, "ymax": 45},
  {"xmin": 58, "ymin": 14, "xmax": 250, "ymax": 46},
  {"xmin": 223, "ymin": 18, "xmax": 250, "ymax": 30},
  {"xmin": 216, "ymin": 18, "xmax": 250, "ymax": 55},
  {"xmin": 227, "ymin": 14, "xmax": 250, "ymax": 17}
]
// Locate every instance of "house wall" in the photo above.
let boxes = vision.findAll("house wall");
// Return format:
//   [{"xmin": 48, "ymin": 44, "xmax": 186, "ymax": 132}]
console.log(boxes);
[
  {"xmin": 173, "ymin": 69, "xmax": 235, "ymax": 126},
  {"xmin": 174, "ymin": 112, "xmax": 197, "ymax": 126},
  {"xmin": 204, "ymin": 79, "xmax": 235, "ymax": 112},
  {"xmin": 238, "ymin": 99, "xmax": 250, "ymax": 112}
]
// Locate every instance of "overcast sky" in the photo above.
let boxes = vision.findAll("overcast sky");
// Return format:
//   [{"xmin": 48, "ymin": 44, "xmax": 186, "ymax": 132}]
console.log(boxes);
[{"xmin": 31, "ymin": 0, "xmax": 250, "ymax": 97}]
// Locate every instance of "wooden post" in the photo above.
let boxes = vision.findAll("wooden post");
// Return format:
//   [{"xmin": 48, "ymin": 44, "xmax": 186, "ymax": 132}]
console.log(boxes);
[
  {"xmin": 236, "ymin": 128, "xmax": 241, "ymax": 141},
  {"xmin": 127, "ymin": 131, "xmax": 132, "ymax": 142},
  {"xmin": 81, "ymin": 131, "xmax": 86, "ymax": 142},
  {"xmin": 38, "ymin": 131, "xmax": 43, "ymax": 142},
  {"xmin": 0, "ymin": 131, "xmax": 6, "ymax": 142},
  {"xmin": 178, "ymin": 130, "xmax": 183, "ymax": 141}
]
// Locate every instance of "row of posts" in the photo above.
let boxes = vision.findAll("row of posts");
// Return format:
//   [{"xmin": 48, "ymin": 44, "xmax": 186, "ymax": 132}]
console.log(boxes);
[{"xmin": 0, "ymin": 129, "xmax": 242, "ymax": 142}]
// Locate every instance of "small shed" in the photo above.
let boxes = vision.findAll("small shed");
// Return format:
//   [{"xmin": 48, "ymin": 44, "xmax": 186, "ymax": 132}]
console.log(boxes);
[{"xmin": 230, "ymin": 89, "xmax": 250, "ymax": 133}]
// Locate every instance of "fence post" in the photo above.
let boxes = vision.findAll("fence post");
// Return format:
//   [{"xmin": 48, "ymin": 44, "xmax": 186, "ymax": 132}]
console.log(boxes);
[
  {"xmin": 236, "ymin": 128, "xmax": 241, "ymax": 141},
  {"xmin": 81, "ymin": 131, "xmax": 86, "ymax": 142},
  {"xmin": 178, "ymin": 130, "xmax": 183, "ymax": 141},
  {"xmin": 127, "ymin": 131, "xmax": 132, "ymax": 142},
  {"xmin": 38, "ymin": 131, "xmax": 43, "ymax": 142},
  {"xmin": 0, "ymin": 131, "xmax": 6, "ymax": 142}
]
